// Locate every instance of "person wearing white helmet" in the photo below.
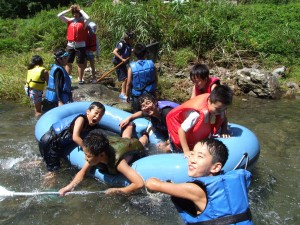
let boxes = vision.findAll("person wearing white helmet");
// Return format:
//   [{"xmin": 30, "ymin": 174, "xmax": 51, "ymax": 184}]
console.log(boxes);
[{"xmin": 85, "ymin": 21, "xmax": 100, "ymax": 84}]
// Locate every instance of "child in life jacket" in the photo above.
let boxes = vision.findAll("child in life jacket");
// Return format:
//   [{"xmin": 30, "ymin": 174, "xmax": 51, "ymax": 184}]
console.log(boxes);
[
  {"xmin": 112, "ymin": 31, "xmax": 135, "ymax": 100},
  {"xmin": 119, "ymin": 93, "xmax": 179, "ymax": 152},
  {"xmin": 146, "ymin": 138, "xmax": 253, "ymax": 225},
  {"xmin": 59, "ymin": 128, "xmax": 145, "ymax": 195},
  {"xmin": 25, "ymin": 55, "xmax": 49, "ymax": 117},
  {"xmin": 39, "ymin": 102, "xmax": 105, "ymax": 177},
  {"xmin": 126, "ymin": 43, "xmax": 158, "ymax": 112},
  {"xmin": 42, "ymin": 49, "xmax": 72, "ymax": 113},
  {"xmin": 85, "ymin": 21, "xmax": 100, "ymax": 84},
  {"xmin": 166, "ymin": 85, "xmax": 233, "ymax": 157},
  {"xmin": 190, "ymin": 63, "xmax": 220, "ymax": 99}
]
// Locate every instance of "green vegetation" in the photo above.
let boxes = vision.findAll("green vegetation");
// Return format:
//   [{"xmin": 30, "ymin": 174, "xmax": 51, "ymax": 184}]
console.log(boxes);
[{"xmin": 0, "ymin": 0, "xmax": 299, "ymax": 102}]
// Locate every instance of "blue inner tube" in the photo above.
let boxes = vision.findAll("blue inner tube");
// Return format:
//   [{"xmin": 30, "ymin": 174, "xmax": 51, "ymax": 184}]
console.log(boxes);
[{"xmin": 35, "ymin": 102, "xmax": 260, "ymax": 186}]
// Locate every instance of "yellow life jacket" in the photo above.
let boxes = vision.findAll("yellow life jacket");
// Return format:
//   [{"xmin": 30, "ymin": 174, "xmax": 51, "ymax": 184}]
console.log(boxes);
[{"xmin": 26, "ymin": 66, "xmax": 46, "ymax": 91}]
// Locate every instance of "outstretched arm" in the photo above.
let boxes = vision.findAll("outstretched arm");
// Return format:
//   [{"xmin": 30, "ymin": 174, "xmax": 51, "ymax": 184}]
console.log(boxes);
[
  {"xmin": 145, "ymin": 178, "xmax": 207, "ymax": 212},
  {"xmin": 59, "ymin": 162, "xmax": 92, "ymax": 196}
]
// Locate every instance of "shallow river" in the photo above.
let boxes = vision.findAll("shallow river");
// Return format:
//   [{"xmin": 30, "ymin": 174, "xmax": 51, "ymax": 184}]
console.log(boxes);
[{"xmin": 0, "ymin": 97, "xmax": 299, "ymax": 225}]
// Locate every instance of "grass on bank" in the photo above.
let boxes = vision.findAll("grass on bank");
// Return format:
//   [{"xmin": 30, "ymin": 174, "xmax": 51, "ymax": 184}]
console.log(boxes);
[{"xmin": 0, "ymin": 0, "xmax": 299, "ymax": 103}]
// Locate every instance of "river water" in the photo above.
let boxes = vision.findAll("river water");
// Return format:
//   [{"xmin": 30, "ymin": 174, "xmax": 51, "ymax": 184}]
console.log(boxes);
[{"xmin": 0, "ymin": 97, "xmax": 299, "ymax": 225}]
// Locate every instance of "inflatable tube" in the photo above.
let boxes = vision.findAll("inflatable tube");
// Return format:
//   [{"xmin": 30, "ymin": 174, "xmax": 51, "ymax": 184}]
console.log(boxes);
[{"xmin": 35, "ymin": 102, "xmax": 260, "ymax": 186}]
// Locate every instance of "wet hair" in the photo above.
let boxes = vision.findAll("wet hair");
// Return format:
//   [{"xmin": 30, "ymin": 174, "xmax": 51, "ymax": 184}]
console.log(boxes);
[
  {"xmin": 197, "ymin": 138, "xmax": 228, "ymax": 167},
  {"xmin": 28, "ymin": 55, "xmax": 43, "ymax": 70},
  {"xmin": 138, "ymin": 93, "xmax": 157, "ymax": 106},
  {"xmin": 83, "ymin": 129, "xmax": 110, "ymax": 157},
  {"xmin": 190, "ymin": 63, "xmax": 210, "ymax": 80},
  {"xmin": 209, "ymin": 85, "xmax": 233, "ymax": 105},
  {"xmin": 88, "ymin": 102, "xmax": 105, "ymax": 113},
  {"xmin": 133, "ymin": 43, "xmax": 147, "ymax": 59}
]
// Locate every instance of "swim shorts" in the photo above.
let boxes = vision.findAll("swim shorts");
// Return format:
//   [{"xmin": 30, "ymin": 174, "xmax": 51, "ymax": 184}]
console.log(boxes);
[{"xmin": 24, "ymin": 86, "xmax": 43, "ymax": 104}]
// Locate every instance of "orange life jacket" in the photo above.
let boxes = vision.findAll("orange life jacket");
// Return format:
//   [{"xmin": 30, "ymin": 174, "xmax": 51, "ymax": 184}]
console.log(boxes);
[
  {"xmin": 67, "ymin": 20, "xmax": 88, "ymax": 42},
  {"xmin": 166, "ymin": 93, "xmax": 225, "ymax": 150},
  {"xmin": 194, "ymin": 77, "xmax": 220, "ymax": 96}
]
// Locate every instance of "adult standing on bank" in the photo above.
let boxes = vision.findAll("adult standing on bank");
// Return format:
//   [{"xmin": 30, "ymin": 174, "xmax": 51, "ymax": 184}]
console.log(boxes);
[{"xmin": 57, "ymin": 4, "xmax": 90, "ymax": 84}]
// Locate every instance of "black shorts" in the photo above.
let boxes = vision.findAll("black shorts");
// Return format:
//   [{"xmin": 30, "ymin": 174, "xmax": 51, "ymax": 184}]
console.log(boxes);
[{"xmin": 67, "ymin": 47, "xmax": 86, "ymax": 64}]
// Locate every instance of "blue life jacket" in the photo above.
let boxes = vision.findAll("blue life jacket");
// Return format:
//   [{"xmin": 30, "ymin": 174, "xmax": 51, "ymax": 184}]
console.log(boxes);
[
  {"xmin": 158, "ymin": 100, "xmax": 180, "ymax": 110},
  {"xmin": 51, "ymin": 114, "xmax": 82, "ymax": 146},
  {"xmin": 52, "ymin": 114, "xmax": 81, "ymax": 135},
  {"xmin": 172, "ymin": 169, "xmax": 253, "ymax": 225},
  {"xmin": 130, "ymin": 60, "xmax": 156, "ymax": 97},
  {"xmin": 45, "ymin": 64, "xmax": 72, "ymax": 104}
]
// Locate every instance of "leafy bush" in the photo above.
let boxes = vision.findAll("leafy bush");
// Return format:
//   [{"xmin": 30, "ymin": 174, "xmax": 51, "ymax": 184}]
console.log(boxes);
[{"xmin": 173, "ymin": 48, "xmax": 197, "ymax": 69}]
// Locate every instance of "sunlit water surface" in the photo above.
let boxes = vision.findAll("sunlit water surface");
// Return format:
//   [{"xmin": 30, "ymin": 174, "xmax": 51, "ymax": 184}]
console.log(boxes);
[{"xmin": 0, "ymin": 97, "xmax": 299, "ymax": 225}]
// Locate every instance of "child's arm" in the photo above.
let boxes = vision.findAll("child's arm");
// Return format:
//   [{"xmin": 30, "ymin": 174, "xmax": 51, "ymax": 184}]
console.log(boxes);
[
  {"xmin": 119, "ymin": 111, "xmax": 143, "ymax": 128},
  {"xmin": 219, "ymin": 116, "xmax": 231, "ymax": 138},
  {"xmin": 145, "ymin": 178, "xmax": 207, "ymax": 211},
  {"xmin": 59, "ymin": 162, "xmax": 92, "ymax": 196},
  {"xmin": 178, "ymin": 127, "xmax": 191, "ymax": 157},
  {"xmin": 113, "ymin": 48, "xmax": 128, "ymax": 63},
  {"xmin": 79, "ymin": 9, "xmax": 90, "ymax": 29},
  {"xmin": 179, "ymin": 111, "xmax": 201, "ymax": 157},
  {"xmin": 57, "ymin": 8, "xmax": 71, "ymax": 23},
  {"xmin": 105, "ymin": 159, "xmax": 144, "ymax": 194},
  {"xmin": 72, "ymin": 116, "xmax": 87, "ymax": 152}
]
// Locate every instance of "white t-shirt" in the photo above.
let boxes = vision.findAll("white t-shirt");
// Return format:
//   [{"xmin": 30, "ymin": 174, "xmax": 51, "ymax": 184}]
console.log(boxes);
[{"xmin": 181, "ymin": 110, "xmax": 200, "ymax": 132}]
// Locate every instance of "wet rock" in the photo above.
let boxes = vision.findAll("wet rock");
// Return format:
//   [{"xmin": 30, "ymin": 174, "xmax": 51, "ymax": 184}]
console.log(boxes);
[{"xmin": 71, "ymin": 83, "xmax": 132, "ymax": 112}]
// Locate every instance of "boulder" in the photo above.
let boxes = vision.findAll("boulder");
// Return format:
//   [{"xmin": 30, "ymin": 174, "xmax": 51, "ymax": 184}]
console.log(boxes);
[{"xmin": 234, "ymin": 68, "xmax": 282, "ymax": 99}]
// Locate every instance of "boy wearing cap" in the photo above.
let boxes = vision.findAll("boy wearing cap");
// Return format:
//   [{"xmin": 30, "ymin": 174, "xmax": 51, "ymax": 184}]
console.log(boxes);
[
  {"xmin": 85, "ymin": 22, "xmax": 100, "ymax": 84},
  {"xmin": 42, "ymin": 49, "xmax": 73, "ymax": 112},
  {"xmin": 112, "ymin": 31, "xmax": 135, "ymax": 100}
]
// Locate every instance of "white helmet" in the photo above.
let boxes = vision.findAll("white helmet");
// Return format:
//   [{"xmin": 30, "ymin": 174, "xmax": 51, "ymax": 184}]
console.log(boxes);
[{"xmin": 88, "ymin": 22, "xmax": 97, "ymax": 33}]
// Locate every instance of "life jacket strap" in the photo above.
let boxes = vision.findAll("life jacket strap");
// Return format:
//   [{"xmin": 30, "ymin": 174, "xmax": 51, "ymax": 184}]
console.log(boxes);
[{"xmin": 188, "ymin": 208, "xmax": 252, "ymax": 225}]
